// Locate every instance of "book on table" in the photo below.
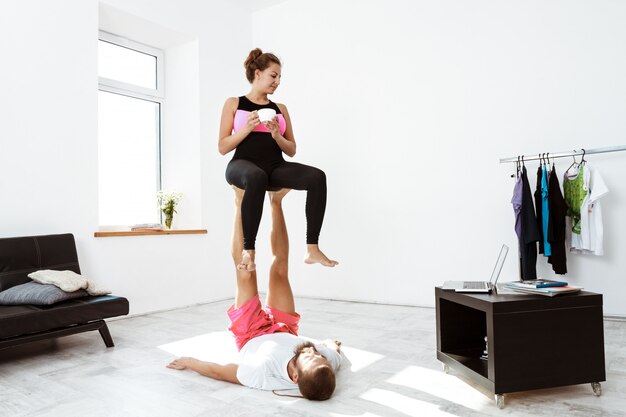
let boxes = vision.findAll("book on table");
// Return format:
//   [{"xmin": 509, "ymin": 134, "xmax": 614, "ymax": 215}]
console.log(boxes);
[
  {"xmin": 504, "ymin": 284, "xmax": 583, "ymax": 296},
  {"xmin": 508, "ymin": 279, "xmax": 568, "ymax": 289}
]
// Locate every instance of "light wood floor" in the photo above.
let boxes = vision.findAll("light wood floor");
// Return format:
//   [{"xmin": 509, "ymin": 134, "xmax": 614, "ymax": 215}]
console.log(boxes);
[{"xmin": 1, "ymin": 297, "xmax": 625, "ymax": 417}]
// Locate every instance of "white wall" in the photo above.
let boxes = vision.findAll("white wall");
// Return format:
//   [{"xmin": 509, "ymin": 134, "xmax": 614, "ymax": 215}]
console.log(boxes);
[
  {"xmin": 2, "ymin": 0, "xmax": 626, "ymax": 317},
  {"xmin": 0, "ymin": 0, "xmax": 264, "ymax": 315},
  {"xmin": 251, "ymin": 0, "xmax": 626, "ymax": 316}
]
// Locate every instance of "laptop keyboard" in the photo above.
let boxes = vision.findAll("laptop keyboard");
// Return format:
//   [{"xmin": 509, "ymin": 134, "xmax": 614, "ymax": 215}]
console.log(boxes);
[{"xmin": 463, "ymin": 282, "xmax": 486, "ymax": 290}]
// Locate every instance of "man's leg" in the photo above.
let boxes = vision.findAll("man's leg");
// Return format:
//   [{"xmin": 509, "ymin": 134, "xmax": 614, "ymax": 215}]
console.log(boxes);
[
  {"xmin": 167, "ymin": 187, "xmax": 254, "ymax": 378},
  {"xmin": 232, "ymin": 186, "xmax": 258, "ymax": 309},
  {"xmin": 265, "ymin": 189, "xmax": 295, "ymax": 315}
]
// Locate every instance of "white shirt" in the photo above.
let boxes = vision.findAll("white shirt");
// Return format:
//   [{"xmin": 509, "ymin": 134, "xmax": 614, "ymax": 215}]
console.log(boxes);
[
  {"xmin": 569, "ymin": 163, "xmax": 608, "ymax": 255},
  {"xmin": 236, "ymin": 332, "xmax": 342, "ymax": 391}
]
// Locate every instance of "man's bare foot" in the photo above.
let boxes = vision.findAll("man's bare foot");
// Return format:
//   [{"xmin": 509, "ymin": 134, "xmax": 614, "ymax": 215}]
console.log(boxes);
[
  {"xmin": 268, "ymin": 188, "xmax": 291, "ymax": 204},
  {"xmin": 304, "ymin": 244, "xmax": 338, "ymax": 267},
  {"xmin": 238, "ymin": 249, "xmax": 256, "ymax": 271}
]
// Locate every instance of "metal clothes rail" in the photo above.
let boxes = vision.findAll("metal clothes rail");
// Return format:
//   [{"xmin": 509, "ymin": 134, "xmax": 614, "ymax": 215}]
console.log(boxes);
[{"xmin": 499, "ymin": 145, "xmax": 626, "ymax": 164}]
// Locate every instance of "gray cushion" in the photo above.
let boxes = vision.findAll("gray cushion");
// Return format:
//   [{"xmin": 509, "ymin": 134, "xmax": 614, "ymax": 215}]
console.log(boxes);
[{"xmin": 0, "ymin": 281, "xmax": 88, "ymax": 305}]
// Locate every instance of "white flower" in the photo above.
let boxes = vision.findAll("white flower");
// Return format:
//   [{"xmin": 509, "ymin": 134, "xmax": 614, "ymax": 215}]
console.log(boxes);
[{"xmin": 157, "ymin": 190, "xmax": 184, "ymax": 215}]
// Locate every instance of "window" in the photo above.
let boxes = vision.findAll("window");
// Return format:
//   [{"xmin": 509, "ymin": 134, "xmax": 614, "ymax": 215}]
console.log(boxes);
[{"xmin": 98, "ymin": 31, "xmax": 164, "ymax": 226}]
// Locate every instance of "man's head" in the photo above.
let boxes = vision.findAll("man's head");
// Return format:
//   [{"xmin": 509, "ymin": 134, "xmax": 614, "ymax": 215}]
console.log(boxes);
[{"xmin": 292, "ymin": 341, "xmax": 336, "ymax": 401}]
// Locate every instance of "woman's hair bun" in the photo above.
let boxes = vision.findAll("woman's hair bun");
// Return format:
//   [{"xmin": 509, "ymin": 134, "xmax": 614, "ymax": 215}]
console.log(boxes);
[{"xmin": 244, "ymin": 48, "xmax": 263, "ymax": 71}]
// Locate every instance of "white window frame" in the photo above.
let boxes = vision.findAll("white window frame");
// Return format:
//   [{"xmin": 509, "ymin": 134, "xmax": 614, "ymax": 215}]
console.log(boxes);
[
  {"xmin": 98, "ymin": 31, "xmax": 165, "ymax": 100},
  {"xmin": 98, "ymin": 30, "xmax": 165, "ymax": 225}
]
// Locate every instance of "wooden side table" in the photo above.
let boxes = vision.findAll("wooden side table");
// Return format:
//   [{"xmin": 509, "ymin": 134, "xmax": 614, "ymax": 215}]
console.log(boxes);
[{"xmin": 435, "ymin": 287, "xmax": 605, "ymax": 408}]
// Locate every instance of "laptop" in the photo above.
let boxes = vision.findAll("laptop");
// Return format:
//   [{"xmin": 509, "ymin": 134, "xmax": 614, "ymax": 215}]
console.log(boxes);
[{"xmin": 442, "ymin": 244, "xmax": 509, "ymax": 293}]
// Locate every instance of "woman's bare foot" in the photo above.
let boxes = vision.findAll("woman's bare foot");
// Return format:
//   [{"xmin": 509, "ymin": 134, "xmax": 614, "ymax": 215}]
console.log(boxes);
[
  {"xmin": 268, "ymin": 188, "xmax": 290, "ymax": 204},
  {"xmin": 304, "ymin": 244, "xmax": 338, "ymax": 267},
  {"xmin": 238, "ymin": 249, "xmax": 256, "ymax": 271}
]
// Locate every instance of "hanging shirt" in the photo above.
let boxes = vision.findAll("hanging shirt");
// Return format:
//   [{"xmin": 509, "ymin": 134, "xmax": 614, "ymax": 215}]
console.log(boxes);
[
  {"xmin": 541, "ymin": 166, "xmax": 552, "ymax": 256},
  {"xmin": 512, "ymin": 174, "xmax": 523, "ymax": 250},
  {"xmin": 569, "ymin": 163, "xmax": 609, "ymax": 255},
  {"xmin": 547, "ymin": 165, "xmax": 567, "ymax": 274},
  {"xmin": 534, "ymin": 165, "xmax": 544, "ymax": 254},
  {"xmin": 512, "ymin": 166, "xmax": 539, "ymax": 279},
  {"xmin": 563, "ymin": 164, "xmax": 588, "ymax": 235}
]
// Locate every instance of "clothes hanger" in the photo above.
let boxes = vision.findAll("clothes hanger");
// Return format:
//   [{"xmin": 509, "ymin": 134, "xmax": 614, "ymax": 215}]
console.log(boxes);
[{"xmin": 566, "ymin": 150, "xmax": 580, "ymax": 174}]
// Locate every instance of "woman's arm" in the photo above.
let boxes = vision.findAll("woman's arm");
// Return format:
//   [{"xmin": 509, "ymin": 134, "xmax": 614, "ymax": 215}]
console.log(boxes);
[
  {"xmin": 167, "ymin": 357, "xmax": 241, "ymax": 384},
  {"xmin": 268, "ymin": 103, "xmax": 297, "ymax": 157},
  {"xmin": 218, "ymin": 97, "xmax": 259, "ymax": 155}
]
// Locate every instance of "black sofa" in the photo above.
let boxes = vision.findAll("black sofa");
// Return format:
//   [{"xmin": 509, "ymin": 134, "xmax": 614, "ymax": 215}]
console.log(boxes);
[{"xmin": 0, "ymin": 233, "xmax": 129, "ymax": 350}]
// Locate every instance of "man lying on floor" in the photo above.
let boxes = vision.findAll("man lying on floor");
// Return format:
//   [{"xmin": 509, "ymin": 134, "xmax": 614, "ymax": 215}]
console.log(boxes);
[{"xmin": 167, "ymin": 188, "xmax": 342, "ymax": 400}]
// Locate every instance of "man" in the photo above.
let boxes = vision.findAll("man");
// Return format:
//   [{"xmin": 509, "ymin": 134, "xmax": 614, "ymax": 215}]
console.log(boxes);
[{"xmin": 167, "ymin": 187, "xmax": 341, "ymax": 400}]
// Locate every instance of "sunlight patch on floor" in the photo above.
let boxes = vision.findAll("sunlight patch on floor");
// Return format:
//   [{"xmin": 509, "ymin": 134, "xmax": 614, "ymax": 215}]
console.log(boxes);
[
  {"xmin": 386, "ymin": 365, "xmax": 492, "ymax": 410},
  {"xmin": 339, "ymin": 345, "xmax": 385, "ymax": 372},
  {"xmin": 158, "ymin": 331, "xmax": 239, "ymax": 364},
  {"xmin": 360, "ymin": 388, "xmax": 459, "ymax": 417},
  {"xmin": 159, "ymin": 332, "xmax": 385, "ymax": 374}
]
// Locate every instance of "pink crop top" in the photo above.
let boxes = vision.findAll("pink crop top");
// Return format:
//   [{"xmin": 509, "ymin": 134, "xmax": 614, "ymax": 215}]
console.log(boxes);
[{"xmin": 233, "ymin": 110, "xmax": 287, "ymax": 135}]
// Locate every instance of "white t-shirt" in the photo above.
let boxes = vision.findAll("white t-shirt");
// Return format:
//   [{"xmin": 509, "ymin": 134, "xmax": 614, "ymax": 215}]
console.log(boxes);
[
  {"xmin": 236, "ymin": 332, "xmax": 342, "ymax": 391},
  {"xmin": 569, "ymin": 163, "xmax": 608, "ymax": 255}
]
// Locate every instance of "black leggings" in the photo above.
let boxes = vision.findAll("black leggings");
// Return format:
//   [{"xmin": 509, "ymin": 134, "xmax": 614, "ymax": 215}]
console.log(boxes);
[{"xmin": 226, "ymin": 159, "xmax": 327, "ymax": 250}]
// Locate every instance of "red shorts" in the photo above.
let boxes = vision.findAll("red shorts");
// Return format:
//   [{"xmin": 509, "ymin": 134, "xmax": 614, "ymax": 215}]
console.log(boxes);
[{"xmin": 227, "ymin": 295, "xmax": 300, "ymax": 351}]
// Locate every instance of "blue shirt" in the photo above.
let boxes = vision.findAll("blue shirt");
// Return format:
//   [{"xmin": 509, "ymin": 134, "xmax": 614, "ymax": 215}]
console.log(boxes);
[{"xmin": 541, "ymin": 166, "xmax": 552, "ymax": 256}]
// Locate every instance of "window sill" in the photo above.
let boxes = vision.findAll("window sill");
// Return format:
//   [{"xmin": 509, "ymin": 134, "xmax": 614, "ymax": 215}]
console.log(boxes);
[{"xmin": 94, "ymin": 229, "xmax": 207, "ymax": 238}]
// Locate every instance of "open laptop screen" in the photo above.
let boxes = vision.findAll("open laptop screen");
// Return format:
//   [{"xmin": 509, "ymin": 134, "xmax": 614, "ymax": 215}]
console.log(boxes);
[{"xmin": 489, "ymin": 244, "xmax": 509, "ymax": 285}]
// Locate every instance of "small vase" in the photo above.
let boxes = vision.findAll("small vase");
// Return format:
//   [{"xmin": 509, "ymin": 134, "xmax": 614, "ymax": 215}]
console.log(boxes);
[{"xmin": 164, "ymin": 213, "xmax": 173, "ymax": 230}]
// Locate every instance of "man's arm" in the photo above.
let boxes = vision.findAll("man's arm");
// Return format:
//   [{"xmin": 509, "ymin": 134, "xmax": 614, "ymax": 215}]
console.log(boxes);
[{"xmin": 167, "ymin": 357, "xmax": 241, "ymax": 384}]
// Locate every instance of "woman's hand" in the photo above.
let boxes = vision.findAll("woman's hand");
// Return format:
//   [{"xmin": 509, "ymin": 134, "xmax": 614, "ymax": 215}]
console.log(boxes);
[
  {"xmin": 245, "ymin": 111, "xmax": 261, "ymax": 133},
  {"xmin": 265, "ymin": 116, "xmax": 281, "ymax": 140}
]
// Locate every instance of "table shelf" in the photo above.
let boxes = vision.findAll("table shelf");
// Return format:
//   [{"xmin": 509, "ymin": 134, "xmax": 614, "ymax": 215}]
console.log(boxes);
[{"xmin": 441, "ymin": 350, "xmax": 488, "ymax": 378}]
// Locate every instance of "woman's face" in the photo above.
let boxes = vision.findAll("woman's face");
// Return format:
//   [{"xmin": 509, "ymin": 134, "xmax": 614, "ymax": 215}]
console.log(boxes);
[{"xmin": 255, "ymin": 63, "xmax": 281, "ymax": 94}]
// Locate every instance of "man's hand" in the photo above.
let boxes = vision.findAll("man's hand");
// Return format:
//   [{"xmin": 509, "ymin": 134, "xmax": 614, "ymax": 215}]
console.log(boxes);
[
  {"xmin": 167, "ymin": 357, "xmax": 195, "ymax": 370},
  {"xmin": 322, "ymin": 339, "xmax": 342, "ymax": 353}
]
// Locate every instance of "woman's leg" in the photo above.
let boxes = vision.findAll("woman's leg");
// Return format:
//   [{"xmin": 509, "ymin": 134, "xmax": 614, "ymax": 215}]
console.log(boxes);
[
  {"xmin": 269, "ymin": 162, "xmax": 338, "ymax": 267},
  {"xmin": 226, "ymin": 159, "xmax": 269, "ymax": 270}
]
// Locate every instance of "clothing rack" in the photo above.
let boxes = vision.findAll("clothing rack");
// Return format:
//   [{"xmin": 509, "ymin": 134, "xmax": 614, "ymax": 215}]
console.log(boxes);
[{"xmin": 499, "ymin": 145, "xmax": 626, "ymax": 164}]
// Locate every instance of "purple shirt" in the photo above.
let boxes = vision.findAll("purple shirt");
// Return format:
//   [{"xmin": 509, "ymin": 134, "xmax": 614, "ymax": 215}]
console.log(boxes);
[{"xmin": 511, "ymin": 174, "xmax": 523, "ymax": 250}]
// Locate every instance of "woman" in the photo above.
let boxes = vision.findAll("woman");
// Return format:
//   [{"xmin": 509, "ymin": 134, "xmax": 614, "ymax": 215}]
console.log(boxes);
[{"xmin": 219, "ymin": 48, "xmax": 338, "ymax": 271}]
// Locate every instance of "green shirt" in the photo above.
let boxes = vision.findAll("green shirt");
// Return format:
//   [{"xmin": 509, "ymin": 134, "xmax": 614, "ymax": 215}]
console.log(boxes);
[{"xmin": 563, "ymin": 164, "xmax": 587, "ymax": 234}]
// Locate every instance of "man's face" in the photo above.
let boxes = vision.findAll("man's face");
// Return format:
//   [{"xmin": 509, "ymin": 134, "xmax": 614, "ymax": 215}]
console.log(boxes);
[{"xmin": 294, "ymin": 342, "xmax": 330, "ymax": 373}]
